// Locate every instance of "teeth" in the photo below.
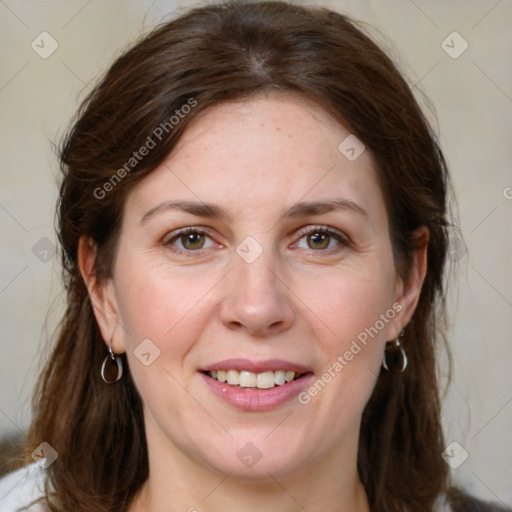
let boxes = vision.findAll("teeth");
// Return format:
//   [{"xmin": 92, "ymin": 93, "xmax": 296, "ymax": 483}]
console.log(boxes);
[
  {"xmin": 239, "ymin": 371, "xmax": 257, "ymax": 388},
  {"xmin": 206, "ymin": 369, "xmax": 303, "ymax": 389},
  {"xmin": 274, "ymin": 370, "xmax": 286, "ymax": 385},
  {"xmin": 226, "ymin": 369, "xmax": 239, "ymax": 385},
  {"xmin": 257, "ymin": 371, "xmax": 275, "ymax": 389}
]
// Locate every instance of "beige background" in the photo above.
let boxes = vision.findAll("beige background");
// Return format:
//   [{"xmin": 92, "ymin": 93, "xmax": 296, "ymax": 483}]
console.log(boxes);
[{"xmin": 0, "ymin": 0, "xmax": 511, "ymax": 506}]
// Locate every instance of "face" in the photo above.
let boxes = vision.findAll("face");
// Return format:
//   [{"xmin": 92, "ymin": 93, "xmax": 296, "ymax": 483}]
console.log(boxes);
[{"xmin": 85, "ymin": 95, "xmax": 423, "ymax": 481}]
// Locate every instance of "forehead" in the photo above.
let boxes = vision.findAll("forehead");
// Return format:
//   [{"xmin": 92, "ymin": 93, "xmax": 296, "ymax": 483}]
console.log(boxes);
[
  {"xmin": 172, "ymin": 94, "xmax": 359, "ymax": 175},
  {"xmin": 124, "ymin": 94, "xmax": 386, "ymax": 226}
]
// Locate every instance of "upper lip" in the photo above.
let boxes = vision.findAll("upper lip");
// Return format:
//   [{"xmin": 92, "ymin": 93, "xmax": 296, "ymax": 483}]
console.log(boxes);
[{"xmin": 199, "ymin": 358, "xmax": 313, "ymax": 374}]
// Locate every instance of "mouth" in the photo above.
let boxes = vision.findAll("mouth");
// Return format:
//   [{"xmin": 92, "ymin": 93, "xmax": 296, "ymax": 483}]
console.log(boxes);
[
  {"xmin": 198, "ymin": 359, "xmax": 314, "ymax": 410},
  {"xmin": 201, "ymin": 369, "xmax": 309, "ymax": 390},
  {"xmin": 198, "ymin": 358, "xmax": 313, "ymax": 390}
]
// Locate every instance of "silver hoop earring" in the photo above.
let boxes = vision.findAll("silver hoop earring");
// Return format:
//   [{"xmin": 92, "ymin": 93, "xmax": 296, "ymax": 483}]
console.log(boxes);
[
  {"xmin": 100, "ymin": 339, "xmax": 123, "ymax": 384},
  {"xmin": 382, "ymin": 328, "xmax": 407, "ymax": 374}
]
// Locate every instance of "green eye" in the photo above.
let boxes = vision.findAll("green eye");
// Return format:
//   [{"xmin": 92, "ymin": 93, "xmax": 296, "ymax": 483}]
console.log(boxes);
[
  {"xmin": 164, "ymin": 225, "xmax": 348, "ymax": 258},
  {"xmin": 180, "ymin": 232, "xmax": 206, "ymax": 250},
  {"xmin": 306, "ymin": 232, "xmax": 331, "ymax": 250},
  {"xmin": 165, "ymin": 227, "xmax": 216, "ymax": 256},
  {"xmin": 294, "ymin": 226, "xmax": 348, "ymax": 252}
]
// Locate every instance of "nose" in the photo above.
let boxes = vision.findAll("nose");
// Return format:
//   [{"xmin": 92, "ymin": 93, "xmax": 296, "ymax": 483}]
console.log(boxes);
[{"xmin": 219, "ymin": 250, "xmax": 295, "ymax": 337}]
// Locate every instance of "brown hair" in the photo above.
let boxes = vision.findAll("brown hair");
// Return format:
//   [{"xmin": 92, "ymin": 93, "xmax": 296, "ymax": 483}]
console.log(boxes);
[{"xmin": 25, "ymin": 1, "xmax": 477, "ymax": 511}]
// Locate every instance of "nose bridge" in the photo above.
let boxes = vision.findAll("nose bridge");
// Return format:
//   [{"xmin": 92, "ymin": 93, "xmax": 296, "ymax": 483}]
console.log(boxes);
[
  {"xmin": 219, "ymin": 236, "xmax": 294, "ymax": 335},
  {"xmin": 234, "ymin": 242, "xmax": 281, "ymax": 304}
]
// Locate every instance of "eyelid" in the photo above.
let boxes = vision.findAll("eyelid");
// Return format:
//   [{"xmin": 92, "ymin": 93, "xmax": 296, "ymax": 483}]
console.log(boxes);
[
  {"xmin": 163, "ymin": 225, "xmax": 216, "ymax": 243},
  {"xmin": 294, "ymin": 224, "xmax": 349, "ymax": 243},
  {"xmin": 292, "ymin": 224, "xmax": 350, "ymax": 251},
  {"xmin": 163, "ymin": 226, "xmax": 219, "ymax": 257}
]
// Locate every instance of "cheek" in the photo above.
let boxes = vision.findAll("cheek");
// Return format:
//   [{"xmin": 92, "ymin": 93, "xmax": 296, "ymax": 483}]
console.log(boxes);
[
  {"xmin": 292, "ymin": 255, "xmax": 397, "ymax": 413},
  {"xmin": 113, "ymin": 265, "xmax": 221, "ymax": 422},
  {"xmin": 113, "ymin": 256, "xmax": 221, "ymax": 368},
  {"xmin": 295, "ymin": 256, "xmax": 397, "ymax": 349}
]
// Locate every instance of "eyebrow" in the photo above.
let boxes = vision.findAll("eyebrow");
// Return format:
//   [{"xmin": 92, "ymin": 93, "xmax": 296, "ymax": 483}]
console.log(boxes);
[{"xmin": 140, "ymin": 198, "xmax": 368, "ymax": 225}]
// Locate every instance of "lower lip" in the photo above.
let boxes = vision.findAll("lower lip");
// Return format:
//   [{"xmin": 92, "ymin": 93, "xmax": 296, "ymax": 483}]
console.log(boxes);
[{"xmin": 199, "ymin": 372, "xmax": 315, "ymax": 411}]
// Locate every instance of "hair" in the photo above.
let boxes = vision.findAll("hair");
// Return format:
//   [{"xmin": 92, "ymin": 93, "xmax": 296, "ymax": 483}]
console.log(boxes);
[{"xmin": 23, "ymin": 1, "xmax": 502, "ymax": 511}]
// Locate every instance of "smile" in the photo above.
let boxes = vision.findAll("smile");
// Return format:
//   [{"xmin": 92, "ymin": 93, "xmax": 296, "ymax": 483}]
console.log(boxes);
[
  {"xmin": 199, "ymin": 370, "xmax": 314, "ymax": 411},
  {"xmin": 204, "ymin": 369, "xmax": 305, "ymax": 389}
]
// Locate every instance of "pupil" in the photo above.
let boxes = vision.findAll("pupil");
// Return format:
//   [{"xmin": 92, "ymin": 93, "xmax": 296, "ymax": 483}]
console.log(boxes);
[
  {"xmin": 183, "ymin": 233, "xmax": 203, "ymax": 249},
  {"xmin": 309, "ymin": 232, "xmax": 329, "ymax": 249}
]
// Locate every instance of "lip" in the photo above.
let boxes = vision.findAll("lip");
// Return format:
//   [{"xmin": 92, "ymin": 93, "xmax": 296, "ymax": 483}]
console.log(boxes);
[
  {"xmin": 198, "ymin": 358, "xmax": 313, "ymax": 374},
  {"xmin": 199, "ymin": 370, "xmax": 315, "ymax": 411}
]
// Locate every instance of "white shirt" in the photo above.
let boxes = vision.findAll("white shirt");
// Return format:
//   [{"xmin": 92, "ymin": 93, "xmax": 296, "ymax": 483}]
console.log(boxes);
[
  {"xmin": 0, "ymin": 463, "xmax": 48, "ymax": 511},
  {"xmin": 0, "ymin": 463, "xmax": 452, "ymax": 511}
]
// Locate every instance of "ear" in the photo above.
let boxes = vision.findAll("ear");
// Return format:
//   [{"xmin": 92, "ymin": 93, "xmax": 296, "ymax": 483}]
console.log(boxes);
[
  {"xmin": 78, "ymin": 235, "xmax": 125, "ymax": 354},
  {"xmin": 388, "ymin": 225, "xmax": 429, "ymax": 340}
]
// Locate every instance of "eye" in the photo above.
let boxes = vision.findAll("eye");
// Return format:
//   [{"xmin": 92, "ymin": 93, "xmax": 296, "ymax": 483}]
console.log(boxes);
[
  {"xmin": 163, "ymin": 225, "xmax": 349, "ymax": 258},
  {"xmin": 164, "ymin": 227, "xmax": 217, "ymax": 256},
  {"xmin": 293, "ymin": 225, "xmax": 348, "ymax": 252}
]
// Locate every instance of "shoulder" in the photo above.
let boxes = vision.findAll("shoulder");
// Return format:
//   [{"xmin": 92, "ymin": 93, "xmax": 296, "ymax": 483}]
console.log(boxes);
[
  {"xmin": 445, "ymin": 486, "xmax": 512, "ymax": 512},
  {"xmin": 434, "ymin": 492, "xmax": 453, "ymax": 512},
  {"xmin": 0, "ymin": 463, "xmax": 48, "ymax": 512}
]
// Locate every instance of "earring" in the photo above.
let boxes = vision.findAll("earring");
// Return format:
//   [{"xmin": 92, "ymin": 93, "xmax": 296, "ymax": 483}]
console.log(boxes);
[
  {"xmin": 100, "ymin": 339, "xmax": 123, "ymax": 384},
  {"xmin": 382, "ymin": 328, "xmax": 408, "ymax": 374}
]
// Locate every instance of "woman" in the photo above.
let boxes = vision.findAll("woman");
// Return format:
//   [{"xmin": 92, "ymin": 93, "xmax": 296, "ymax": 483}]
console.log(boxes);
[{"xmin": 0, "ymin": 1, "xmax": 509, "ymax": 511}]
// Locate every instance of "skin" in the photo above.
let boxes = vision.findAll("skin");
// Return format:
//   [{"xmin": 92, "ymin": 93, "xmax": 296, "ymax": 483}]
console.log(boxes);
[{"xmin": 79, "ymin": 94, "xmax": 428, "ymax": 512}]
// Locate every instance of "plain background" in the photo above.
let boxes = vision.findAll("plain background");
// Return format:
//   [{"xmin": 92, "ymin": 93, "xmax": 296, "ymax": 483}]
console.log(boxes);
[{"xmin": 0, "ymin": 0, "xmax": 511, "ymax": 506}]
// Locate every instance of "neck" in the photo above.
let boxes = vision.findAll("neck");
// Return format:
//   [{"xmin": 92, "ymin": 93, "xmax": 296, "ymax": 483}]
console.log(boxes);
[{"xmin": 129, "ymin": 417, "xmax": 370, "ymax": 512}]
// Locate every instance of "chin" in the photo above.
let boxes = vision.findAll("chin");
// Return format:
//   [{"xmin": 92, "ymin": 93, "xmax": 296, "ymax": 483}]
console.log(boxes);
[{"xmin": 195, "ymin": 433, "xmax": 313, "ymax": 481}]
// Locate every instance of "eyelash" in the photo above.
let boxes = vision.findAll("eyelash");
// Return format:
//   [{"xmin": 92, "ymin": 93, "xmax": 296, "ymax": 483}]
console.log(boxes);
[{"xmin": 163, "ymin": 225, "xmax": 349, "ymax": 258}]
